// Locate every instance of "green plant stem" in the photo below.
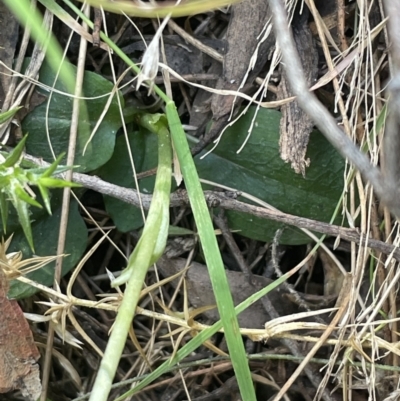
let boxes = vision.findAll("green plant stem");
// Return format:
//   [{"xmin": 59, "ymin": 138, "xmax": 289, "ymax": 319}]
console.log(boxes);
[
  {"xmin": 114, "ymin": 261, "xmax": 305, "ymax": 400},
  {"xmin": 88, "ymin": 116, "xmax": 171, "ymax": 401},
  {"xmin": 61, "ymin": 0, "xmax": 169, "ymax": 103}
]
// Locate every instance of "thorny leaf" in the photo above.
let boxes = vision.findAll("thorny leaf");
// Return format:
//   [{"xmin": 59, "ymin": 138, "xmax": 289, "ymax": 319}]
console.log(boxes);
[
  {"xmin": 0, "ymin": 107, "xmax": 21, "ymax": 125},
  {"xmin": 0, "ymin": 136, "xmax": 81, "ymax": 250}
]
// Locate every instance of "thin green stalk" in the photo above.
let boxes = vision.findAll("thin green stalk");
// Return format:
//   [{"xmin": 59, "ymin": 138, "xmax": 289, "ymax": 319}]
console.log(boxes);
[
  {"xmin": 165, "ymin": 102, "xmax": 256, "ymax": 400},
  {"xmin": 115, "ymin": 262, "xmax": 305, "ymax": 400},
  {"xmin": 41, "ymin": 2, "xmax": 257, "ymax": 399},
  {"xmin": 88, "ymin": 115, "xmax": 171, "ymax": 401},
  {"xmin": 61, "ymin": 0, "xmax": 171, "ymax": 105}
]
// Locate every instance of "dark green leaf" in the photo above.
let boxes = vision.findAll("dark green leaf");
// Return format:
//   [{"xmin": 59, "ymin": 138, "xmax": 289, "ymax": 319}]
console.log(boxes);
[
  {"xmin": 0, "ymin": 194, "xmax": 46, "ymax": 236},
  {"xmin": 194, "ymin": 107, "xmax": 345, "ymax": 245},
  {"xmin": 23, "ymin": 62, "xmax": 123, "ymax": 172},
  {"xmin": 8, "ymin": 200, "xmax": 88, "ymax": 299}
]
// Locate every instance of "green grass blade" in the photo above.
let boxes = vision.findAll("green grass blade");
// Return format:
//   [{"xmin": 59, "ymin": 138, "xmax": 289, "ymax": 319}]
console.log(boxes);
[
  {"xmin": 0, "ymin": 107, "xmax": 22, "ymax": 124},
  {"xmin": 33, "ymin": 3, "xmax": 262, "ymax": 399},
  {"xmin": 165, "ymin": 101, "xmax": 256, "ymax": 401}
]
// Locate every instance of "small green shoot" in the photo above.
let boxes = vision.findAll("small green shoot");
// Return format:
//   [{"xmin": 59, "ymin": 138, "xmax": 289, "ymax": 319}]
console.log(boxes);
[{"xmin": 0, "ymin": 136, "xmax": 80, "ymax": 251}]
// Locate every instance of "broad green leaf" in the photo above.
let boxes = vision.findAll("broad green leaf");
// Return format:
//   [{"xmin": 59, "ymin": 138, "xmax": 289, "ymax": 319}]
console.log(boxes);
[
  {"xmin": 195, "ymin": 107, "xmax": 345, "ymax": 245},
  {"xmin": 22, "ymin": 61, "xmax": 123, "ymax": 172},
  {"xmin": 98, "ymin": 129, "xmax": 159, "ymax": 232},
  {"xmin": 8, "ymin": 199, "xmax": 87, "ymax": 299}
]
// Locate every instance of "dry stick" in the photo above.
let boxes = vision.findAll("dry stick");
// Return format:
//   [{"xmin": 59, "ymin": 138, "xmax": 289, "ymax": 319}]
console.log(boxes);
[
  {"xmin": 0, "ymin": 0, "xmax": 34, "ymax": 141},
  {"xmin": 383, "ymin": 2, "xmax": 400, "ymax": 208},
  {"xmin": 213, "ymin": 210, "xmax": 252, "ymax": 277},
  {"xmin": 168, "ymin": 19, "xmax": 223, "ymax": 62},
  {"xmin": 168, "ymin": 15, "xmax": 278, "ymax": 103},
  {"xmin": 40, "ymin": 7, "xmax": 89, "ymax": 401},
  {"xmin": 217, "ymin": 198, "xmax": 400, "ymax": 260},
  {"xmin": 21, "ymin": 153, "xmax": 400, "ymax": 261},
  {"xmin": 268, "ymin": 1, "xmax": 395, "ymax": 400},
  {"xmin": 382, "ymin": 0, "xmax": 400, "ymax": 375},
  {"xmin": 37, "ymin": 10, "xmax": 60, "ymax": 401},
  {"xmin": 268, "ymin": 0, "xmax": 400, "ymax": 218},
  {"xmin": 154, "ymin": 73, "xmax": 220, "ymax": 84},
  {"xmin": 305, "ymin": 0, "xmax": 350, "ymax": 135},
  {"xmin": 337, "ymin": 0, "xmax": 348, "ymax": 51},
  {"xmin": 268, "ymin": 230, "xmax": 334, "ymax": 401}
]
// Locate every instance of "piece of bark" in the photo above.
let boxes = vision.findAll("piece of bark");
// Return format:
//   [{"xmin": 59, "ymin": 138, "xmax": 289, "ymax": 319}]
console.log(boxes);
[
  {"xmin": 0, "ymin": 3, "xmax": 19, "ymax": 108},
  {"xmin": 156, "ymin": 256, "xmax": 296, "ymax": 329},
  {"xmin": 278, "ymin": 12, "xmax": 319, "ymax": 175},
  {"xmin": 191, "ymin": 0, "xmax": 275, "ymax": 155},
  {"xmin": 0, "ymin": 269, "xmax": 41, "ymax": 400},
  {"xmin": 211, "ymin": 0, "xmax": 273, "ymax": 119}
]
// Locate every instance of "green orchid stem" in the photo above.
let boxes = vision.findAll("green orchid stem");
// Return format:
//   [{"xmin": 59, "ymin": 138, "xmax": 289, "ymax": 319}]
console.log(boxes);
[
  {"xmin": 88, "ymin": 115, "xmax": 171, "ymax": 401},
  {"xmin": 111, "ymin": 115, "xmax": 171, "ymax": 287}
]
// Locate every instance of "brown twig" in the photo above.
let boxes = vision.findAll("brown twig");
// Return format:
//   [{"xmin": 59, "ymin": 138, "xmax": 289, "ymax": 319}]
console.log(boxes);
[
  {"xmin": 213, "ymin": 210, "xmax": 252, "ymax": 278},
  {"xmin": 23, "ymin": 153, "xmax": 400, "ymax": 262},
  {"xmin": 383, "ymin": 1, "xmax": 400, "ymax": 211}
]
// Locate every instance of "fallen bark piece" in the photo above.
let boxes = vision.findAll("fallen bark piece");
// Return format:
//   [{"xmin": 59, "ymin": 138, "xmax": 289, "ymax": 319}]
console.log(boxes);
[
  {"xmin": 278, "ymin": 10, "xmax": 319, "ymax": 175},
  {"xmin": 0, "ymin": 268, "xmax": 41, "ymax": 400},
  {"xmin": 191, "ymin": 0, "xmax": 274, "ymax": 155}
]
